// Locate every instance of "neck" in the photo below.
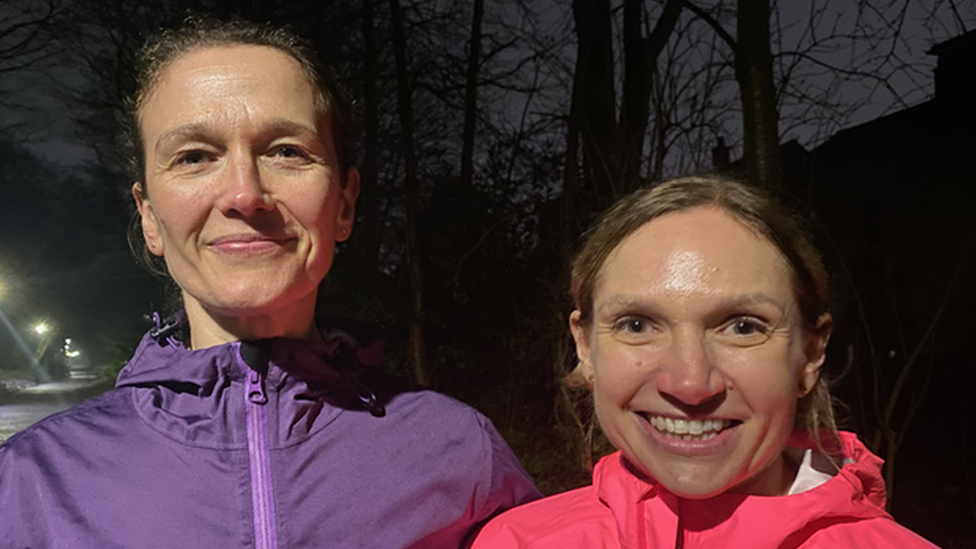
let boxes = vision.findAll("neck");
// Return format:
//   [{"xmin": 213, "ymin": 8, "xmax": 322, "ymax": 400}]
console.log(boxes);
[{"xmin": 182, "ymin": 295, "xmax": 321, "ymax": 349}]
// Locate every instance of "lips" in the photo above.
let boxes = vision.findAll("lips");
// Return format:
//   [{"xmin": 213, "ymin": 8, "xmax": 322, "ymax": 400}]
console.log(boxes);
[{"xmin": 207, "ymin": 233, "xmax": 296, "ymax": 255}]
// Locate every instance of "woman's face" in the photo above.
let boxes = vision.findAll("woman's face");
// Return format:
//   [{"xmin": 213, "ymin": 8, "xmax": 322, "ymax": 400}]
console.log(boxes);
[
  {"xmin": 571, "ymin": 207, "xmax": 829, "ymax": 498},
  {"xmin": 134, "ymin": 45, "xmax": 358, "ymax": 345}
]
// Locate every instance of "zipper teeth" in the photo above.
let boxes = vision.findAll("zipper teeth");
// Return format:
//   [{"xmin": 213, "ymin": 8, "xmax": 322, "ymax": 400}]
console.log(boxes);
[
  {"xmin": 674, "ymin": 498, "xmax": 684, "ymax": 549},
  {"xmin": 239, "ymin": 345, "xmax": 278, "ymax": 549}
]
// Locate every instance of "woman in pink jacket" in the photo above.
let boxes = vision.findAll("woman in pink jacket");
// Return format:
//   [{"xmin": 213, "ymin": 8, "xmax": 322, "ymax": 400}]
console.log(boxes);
[{"xmin": 473, "ymin": 175, "xmax": 938, "ymax": 548}]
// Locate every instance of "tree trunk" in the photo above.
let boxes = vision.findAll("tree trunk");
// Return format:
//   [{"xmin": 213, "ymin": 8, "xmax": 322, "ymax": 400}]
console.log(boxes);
[
  {"xmin": 884, "ymin": 437, "xmax": 898, "ymax": 510},
  {"xmin": 619, "ymin": 0, "xmax": 681, "ymax": 190},
  {"xmin": 735, "ymin": 0, "xmax": 782, "ymax": 189},
  {"xmin": 572, "ymin": 0, "xmax": 618, "ymax": 206},
  {"xmin": 356, "ymin": 0, "xmax": 381, "ymax": 274},
  {"xmin": 389, "ymin": 0, "xmax": 428, "ymax": 386},
  {"xmin": 618, "ymin": 0, "xmax": 649, "ymax": 191},
  {"xmin": 459, "ymin": 0, "xmax": 484, "ymax": 189}
]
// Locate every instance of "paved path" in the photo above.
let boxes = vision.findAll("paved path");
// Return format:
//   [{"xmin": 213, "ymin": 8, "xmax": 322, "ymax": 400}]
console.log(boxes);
[
  {"xmin": 0, "ymin": 378, "xmax": 111, "ymax": 444},
  {"xmin": 0, "ymin": 401, "xmax": 75, "ymax": 443}
]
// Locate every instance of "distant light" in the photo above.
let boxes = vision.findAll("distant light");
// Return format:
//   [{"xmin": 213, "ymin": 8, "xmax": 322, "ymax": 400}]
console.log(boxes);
[
  {"xmin": 64, "ymin": 337, "xmax": 80, "ymax": 357},
  {"xmin": 34, "ymin": 322, "xmax": 50, "ymax": 335}
]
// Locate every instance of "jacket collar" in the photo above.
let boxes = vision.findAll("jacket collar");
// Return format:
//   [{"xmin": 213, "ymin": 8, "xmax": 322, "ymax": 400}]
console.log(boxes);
[
  {"xmin": 594, "ymin": 431, "xmax": 891, "ymax": 548},
  {"xmin": 116, "ymin": 312, "xmax": 385, "ymax": 390},
  {"xmin": 113, "ymin": 312, "xmax": 390, "ymax": 448}
]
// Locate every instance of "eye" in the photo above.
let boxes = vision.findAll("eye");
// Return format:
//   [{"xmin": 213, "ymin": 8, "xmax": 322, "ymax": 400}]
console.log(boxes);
[
  {"xmin": 175, "ymin": 150, "xmax": 211, "ymax": 165},
  {"xmin": 269, "ymin": 145, "xmax": 311, "ymax": 162},
  {"xmin": 731, "ymin": 319, "xmax": 760, "ymax": 335},
  {"xmin": 611, "ymin": 315, "xmax": 658, "ymax": 344},
  {"xmin": 623, "ymin": 318, "xmax": 647, "ymax": 334},
  {"xmin": 716, "ymin": 316, "xmax": 772, "ymax": 346}
]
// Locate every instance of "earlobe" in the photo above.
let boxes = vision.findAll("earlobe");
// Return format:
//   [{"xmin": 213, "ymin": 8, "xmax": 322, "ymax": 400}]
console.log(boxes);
[
  {"xmin": 334, "ymin": 168, "xmax": 360, "ymax": 242},
  {"xmin": 132, "ymin": 182, "xmax": 164, "ymax": 257}
]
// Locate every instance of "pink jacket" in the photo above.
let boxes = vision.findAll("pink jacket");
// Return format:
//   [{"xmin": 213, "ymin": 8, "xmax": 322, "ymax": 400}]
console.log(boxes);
[{"xmin": 472, "ymin": 431, "xmax": 939, "ymax": 549}]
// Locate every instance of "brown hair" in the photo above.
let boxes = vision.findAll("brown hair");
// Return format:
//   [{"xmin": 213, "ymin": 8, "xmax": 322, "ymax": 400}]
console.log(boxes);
[
  {"xmin": 122, "ymin": 16, "xmax": 358, "ymax": 280},
  {"xmin": 570, "ymin": 173, "xmax": 838, "ymax": 445}
]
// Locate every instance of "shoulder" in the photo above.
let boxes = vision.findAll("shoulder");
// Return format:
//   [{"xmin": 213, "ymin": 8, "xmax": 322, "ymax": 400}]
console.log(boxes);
[
  {"xmin": 0, "ymin": 389, "xmax": 139, "ymax": 532},
  {"xmin": 798, "ymin": 516, "xmax": 941, "ymax": 548},
  {"xmin": 382, "ymin": 387, "xmax": 542, "ymax": 499},
  {"xmin": 364, "ymin": 369, "xmax": 500, "ymax": 438},
  {"xmin": 472, "ymin": 486, "xmax": 618, "ymax": 549},
  {"xmin": 0, "ymin": 389, "xmax": 141, "ymax": 480}
]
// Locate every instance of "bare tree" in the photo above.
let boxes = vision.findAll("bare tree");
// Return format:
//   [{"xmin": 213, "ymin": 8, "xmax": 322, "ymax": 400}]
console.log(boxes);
[
  {"xmin": 0, "ymin": 0, "xmax": 65, "ymax": 135},
  {"xmin": 388, "ymin": 0, "xmax": 428, "ymax": 386},
  {"xmin": 856, "ymin": 229, "xmax": 976, "ymax": 508},
  {"xmin": 354, "ymin": 0, "xmax": 382, "ymax": 276},
  {"xmin": 458, "ymin": 0, "xmax": 484, "ymax": 190},
  {"xmin": 619, "ymin": 0, "xmax": 682, "ymax": 190}
]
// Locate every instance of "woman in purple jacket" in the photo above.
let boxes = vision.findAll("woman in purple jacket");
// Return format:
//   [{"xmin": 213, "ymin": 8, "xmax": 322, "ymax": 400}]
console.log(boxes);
[{"xmin": 0, "ymin": 18, "xmax": 539, "ymax": 549}]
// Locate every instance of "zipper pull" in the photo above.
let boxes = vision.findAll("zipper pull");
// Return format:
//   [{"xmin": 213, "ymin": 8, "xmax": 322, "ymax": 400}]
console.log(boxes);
[{"xmin": 247, "ymin": 369, "xmax": 268, "ymax": 404}]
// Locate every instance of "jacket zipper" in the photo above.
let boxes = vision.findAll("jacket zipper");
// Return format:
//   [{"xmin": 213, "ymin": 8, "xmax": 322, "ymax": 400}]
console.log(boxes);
[
  {"xmin": 673, "ymin": 499, "xmax": 684, "ymax": 549},
  {"xmin": 239, "ymin": 346, "xmax": 279, "ymax": 549}
]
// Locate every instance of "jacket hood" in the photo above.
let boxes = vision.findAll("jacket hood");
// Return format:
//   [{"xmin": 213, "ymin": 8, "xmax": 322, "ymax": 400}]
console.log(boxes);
[{"xmin": 594, "ymin": 431, "xmax": 891, "ymax": 548}]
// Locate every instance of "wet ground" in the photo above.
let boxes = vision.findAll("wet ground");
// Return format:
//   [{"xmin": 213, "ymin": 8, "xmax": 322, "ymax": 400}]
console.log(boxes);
[
  {"xmin": 0, "ymin": 378, "xmax": 111, "ymax": 444},
  {"xmin": 0, "ymin": 401, "xmax": 74, "ymax": 443}
]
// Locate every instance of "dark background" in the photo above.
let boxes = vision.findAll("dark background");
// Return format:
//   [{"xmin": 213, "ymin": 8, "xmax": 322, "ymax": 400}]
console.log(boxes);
[{"xmin": 0, "ymin": 1, "xmax": 974, "ymax": 546}]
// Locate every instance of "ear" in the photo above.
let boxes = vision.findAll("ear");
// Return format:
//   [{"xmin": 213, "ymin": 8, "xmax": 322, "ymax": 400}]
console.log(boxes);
[
  {"xmin": 799, "ymin": 313, "xmax": 832, "ymax": 397},
  {"xmin": 334, "ymin": 167, "xmax": 360, "ymax": 243},
  {"xmin": 569, "ymin": 310, "xmax": 595, "ymax": 384},
  {"xmin": 132, "ymin": 182, "xmax": 164, "ymax": 257}
]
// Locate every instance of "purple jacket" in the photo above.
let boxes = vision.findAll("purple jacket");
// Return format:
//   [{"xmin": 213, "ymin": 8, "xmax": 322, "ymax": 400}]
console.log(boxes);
[{"xmin": 0, "ymin": 317, "xmax": 541, "ymax": 548}]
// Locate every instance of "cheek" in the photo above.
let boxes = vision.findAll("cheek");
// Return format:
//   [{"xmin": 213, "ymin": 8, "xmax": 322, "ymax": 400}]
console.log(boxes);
[
  {"xmin": 147, "ymin": 185, "xmax": 211, "ymax": 227},
  {"xmin": 727, "ymin": 350, "xmax": 799, "ymax": 413},
  {"xmin": 592, "ymin": 344, "xmax": 650, "ymax": 407},
  {"xmin": 290, "ymin": 187, "xmax": 336, "ymax": 230}
]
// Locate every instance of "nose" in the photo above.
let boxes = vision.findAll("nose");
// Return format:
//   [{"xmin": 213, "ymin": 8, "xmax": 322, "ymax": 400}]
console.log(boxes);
[
  {"xmin": 655, "ymin": 327, "xmax": 726, "ymax": 406},
  {"xmin": 217, "ymin": 154, "xmax": 275, "ymax": 217}
]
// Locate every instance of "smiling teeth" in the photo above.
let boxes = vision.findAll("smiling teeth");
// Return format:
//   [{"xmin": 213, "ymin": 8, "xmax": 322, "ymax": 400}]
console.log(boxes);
[{"xmin": 648, "ymin": 416, "xmax": 731, "ymax": 440}]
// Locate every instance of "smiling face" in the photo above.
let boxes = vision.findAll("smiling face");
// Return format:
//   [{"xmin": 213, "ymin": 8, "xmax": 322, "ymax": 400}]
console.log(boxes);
[
  {"xmin": 571, "ymin": 207, "xmax": 829, "ymax": 498},
  {"xmin": 133, "ymin": 45, "xmax": 358, "ymax": 348}
]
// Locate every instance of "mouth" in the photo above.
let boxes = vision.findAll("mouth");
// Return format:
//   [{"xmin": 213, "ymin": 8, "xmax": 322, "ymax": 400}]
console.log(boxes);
[
  {"xmin": 207, "ymin": 233, "xmax": 297, "ymax": 254},
  {"xmin": 641, "ymin": 414, "xmax": 741, "ymax": 441},
  {"xmin": 210, "ymin": 233, "xmax": 294, "ymax": 246}
]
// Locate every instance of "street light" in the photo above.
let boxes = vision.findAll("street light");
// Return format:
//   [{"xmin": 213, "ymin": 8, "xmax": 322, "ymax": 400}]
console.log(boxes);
[
  {"xmin": 64, "ymin": 338, "xmax": 81, "ymax": 358},
  {"xmin": 34, "ymin": 321, "xmax": 50, "ymax": 336}
]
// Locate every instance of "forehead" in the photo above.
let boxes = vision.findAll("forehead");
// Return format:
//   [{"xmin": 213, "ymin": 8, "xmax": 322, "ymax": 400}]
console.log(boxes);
[
  {"xmin": 140, "ymin": 44, "xmax": 318, "ymax": 117},
  {"xmin": 596, "ymin": 207, "xmax": 793, "ymax": 298}
]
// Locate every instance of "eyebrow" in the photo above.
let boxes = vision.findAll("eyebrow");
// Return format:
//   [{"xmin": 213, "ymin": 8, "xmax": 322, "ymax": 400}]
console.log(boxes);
[
  {"xmin": 153, "ymin": 119, "xmax": 324, "ymax": 156},
  {"xmin": 714, "ymin": 292, "xmax": 787, "ymax": 313},
  {"xmin": 596, "ymin": 292, "xmax": 787, "ymax": 315},
  {"xmin": 154, "ymin": 123, "xmax": 218, "ymax": 157},
  {"xmin": 259, "ymin": 119, "xmax": 322, "ymax": 140}
]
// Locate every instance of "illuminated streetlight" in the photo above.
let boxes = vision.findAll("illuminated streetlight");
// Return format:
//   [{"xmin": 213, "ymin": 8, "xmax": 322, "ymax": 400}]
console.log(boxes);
[{"xmin": 34, "ymin": 321, "xmax": 50, "ymax": 335}]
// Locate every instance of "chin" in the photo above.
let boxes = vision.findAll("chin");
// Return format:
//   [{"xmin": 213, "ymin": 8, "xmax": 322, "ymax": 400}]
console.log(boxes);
[
  {"xmin": 659, "ymin": 477, "xmax": 731, "ymax": 500},
  {"xmin": 194, "ymin": 286, "xmax": 308, "ymax": 317},
  {"xmin": 628, "ymin": 452, "xmax": 739, "ymax": 500}
]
